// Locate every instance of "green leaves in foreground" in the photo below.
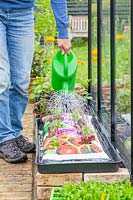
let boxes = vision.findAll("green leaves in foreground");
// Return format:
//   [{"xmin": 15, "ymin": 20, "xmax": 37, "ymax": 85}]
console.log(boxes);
[{"xmin": 58, "ymin": 180, "xmax": 133, "ymax": 200}]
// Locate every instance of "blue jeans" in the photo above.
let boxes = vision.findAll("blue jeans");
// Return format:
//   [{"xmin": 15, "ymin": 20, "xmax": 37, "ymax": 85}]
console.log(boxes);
[{"xmin": 0, "ymin": 8, "xmax": 34, "ymax": 143}]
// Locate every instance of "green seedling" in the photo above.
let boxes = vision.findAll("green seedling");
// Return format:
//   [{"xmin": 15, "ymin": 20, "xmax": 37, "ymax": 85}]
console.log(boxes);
[
  {"xmin": 53, "ymin": 180, "xmax": 133, "ymax": 200},
  {"xmin": 51, "ymin": 139, "xmax": 60, "ymax": 148},
  {"xmin": 82, "ymin": 125, "xmax": 95, "ymax": 135},
  {"xmin": 72, "ymin": 111, "xmax": 79, "ymax": 121}
]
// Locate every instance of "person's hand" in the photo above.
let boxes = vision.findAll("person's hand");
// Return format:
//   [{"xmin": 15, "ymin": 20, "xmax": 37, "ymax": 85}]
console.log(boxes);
[{"xmin": 57, "ymin": 38, "xmax": 71, "ymax": 55}]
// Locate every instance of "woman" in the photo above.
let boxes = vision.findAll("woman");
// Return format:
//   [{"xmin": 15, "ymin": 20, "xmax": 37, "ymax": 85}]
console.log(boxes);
[{"xmin": 0, "ymin": 0, "xmax": 71, "ymax": 163}]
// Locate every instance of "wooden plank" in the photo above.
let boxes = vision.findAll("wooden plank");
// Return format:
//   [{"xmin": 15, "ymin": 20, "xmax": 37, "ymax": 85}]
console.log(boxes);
[
  {"xmin": 37, "ymin": 187, "xmax": 52, "ymax": 200},
  {"xmin": 36, "ymin": 172, "xmax": 82, "ymax": 186},
  {"xmin": 84, "ymin": 168, "xmax": 130, "ymax": 183},
  {"xmin": 0, "ymin": 176, "xmax": 32, "ymax": 184},
  {"xmin": 0, "ymin": 184, "xmax": 32, "ymax": 192},
  {"xmin": 0, "ymin": 159, "xmax": 32, "ymax": 166},
  {"xmin": 0, "ymin": 192, "xmax": 32, "ymax": 200},
  {"xmin": 0, "ymin": 161, "xmax": 32, "ymax": 171},
  {"xmin": 0, "ymin": 170, "xmax": 32, "ymax": 176}
]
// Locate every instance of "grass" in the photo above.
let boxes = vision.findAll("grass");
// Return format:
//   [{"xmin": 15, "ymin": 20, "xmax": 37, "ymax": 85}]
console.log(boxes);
[{"xmin": 72, "ymin": 43, "xmax": 88, "ymax": 88}]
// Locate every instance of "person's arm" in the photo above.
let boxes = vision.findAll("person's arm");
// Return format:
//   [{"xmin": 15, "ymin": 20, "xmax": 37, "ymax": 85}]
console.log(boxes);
[
  {"xmin": 51, "ymin": 0, "xmax": 71, "ymax": 54},
  {"xmin": 51, "ymin": 0, "xmax": 68, "ymax": 38}
]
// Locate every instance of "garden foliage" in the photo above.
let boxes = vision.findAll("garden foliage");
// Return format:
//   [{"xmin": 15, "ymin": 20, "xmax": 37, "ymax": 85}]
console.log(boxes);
[{"xmin": 56, "ymin": 180, "xmax": 133, "ymax": 200}]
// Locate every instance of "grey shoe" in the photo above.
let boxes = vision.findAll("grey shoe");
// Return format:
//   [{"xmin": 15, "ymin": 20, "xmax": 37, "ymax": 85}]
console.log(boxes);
[
  {"xmin": 0, "ymin": 138, "xmax": 27, "ymax": 163},
  {"xmin": 16, "ymin": 135, "xmax": 35, "ymax": 153}
]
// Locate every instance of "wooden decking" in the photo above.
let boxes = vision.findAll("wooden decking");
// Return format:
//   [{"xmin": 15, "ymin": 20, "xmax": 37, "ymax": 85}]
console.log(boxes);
[
  {"xmin": 0, "ymin": 104, "xmax": 35, "ymax": 200},
  {"xmin": 0, "ymin": 103, "xmax": 130, "ymax": 200}
]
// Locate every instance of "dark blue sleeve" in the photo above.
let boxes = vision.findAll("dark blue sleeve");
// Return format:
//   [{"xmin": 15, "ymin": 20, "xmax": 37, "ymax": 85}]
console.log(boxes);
[{"xmin": 51, "ymin": 0, "xmax": 69, "ymax": 38}]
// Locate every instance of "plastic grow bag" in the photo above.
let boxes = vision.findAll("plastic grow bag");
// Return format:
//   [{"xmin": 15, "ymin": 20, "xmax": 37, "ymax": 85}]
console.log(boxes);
[{"xmin": 35, "ymin": 113, "xmax": 121, "ymax": 174}]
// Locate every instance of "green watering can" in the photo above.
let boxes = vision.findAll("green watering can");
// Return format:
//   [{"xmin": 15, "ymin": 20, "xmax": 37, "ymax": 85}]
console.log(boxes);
[{"xmin": 51, "ymin": 50, "xmax": 77, "ymax": 91}]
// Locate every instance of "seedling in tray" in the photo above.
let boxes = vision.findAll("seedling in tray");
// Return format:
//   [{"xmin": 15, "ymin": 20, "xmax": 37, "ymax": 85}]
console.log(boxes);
[
  {"xmin": 44, "ymin": 117, "xmax": 64, "ymax": 137},
  {"xmin": 81, "ymin": 125, "xmax": 95, "ymax": 144},
  {"xmin": 51, "ymin": 139, "xmax": 60, "ymax": 148}
]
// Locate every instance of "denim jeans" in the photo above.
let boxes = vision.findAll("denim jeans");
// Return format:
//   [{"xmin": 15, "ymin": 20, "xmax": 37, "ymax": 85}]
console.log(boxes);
[{"xmin": 0, "ymin": 8, "xmax": 34, "ymax": 143}]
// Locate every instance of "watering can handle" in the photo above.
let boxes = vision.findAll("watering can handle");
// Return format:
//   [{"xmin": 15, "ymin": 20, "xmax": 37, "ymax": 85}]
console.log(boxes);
[{"xmin": 64, "ymin": 54, "xmax": 68, "ymax": 77}]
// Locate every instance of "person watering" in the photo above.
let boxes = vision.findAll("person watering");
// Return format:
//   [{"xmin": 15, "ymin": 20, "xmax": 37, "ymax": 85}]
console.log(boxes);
[{"xmin": 0, "ymin": 0, "xmax": 71, "ymax": 163}]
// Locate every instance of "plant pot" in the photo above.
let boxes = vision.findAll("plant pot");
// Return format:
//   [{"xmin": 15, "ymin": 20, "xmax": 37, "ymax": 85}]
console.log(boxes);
[
  {"xmin": 28, "ymin": 98, "xmax": 36, "ymax": 104},
  {"xmin": 29, "ymin": 77, "xmax": 37, "ymax": 88},
  {"xmin": 50, "ymin": 188, "xmax": 63, "ymax": 200},
  {"xmin": 74, "ymin": 85, "xmax": 86, "ymax": 96}
]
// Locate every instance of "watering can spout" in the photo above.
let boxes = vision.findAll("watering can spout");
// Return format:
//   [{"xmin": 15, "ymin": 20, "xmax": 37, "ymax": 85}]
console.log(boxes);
[
  {"xmin": 51, "ymin": 50, "xmax": 77, "ymax": 92},
  {"xmin": 62, "ymin": 81, "xmax": 69, "ymax": 91}
]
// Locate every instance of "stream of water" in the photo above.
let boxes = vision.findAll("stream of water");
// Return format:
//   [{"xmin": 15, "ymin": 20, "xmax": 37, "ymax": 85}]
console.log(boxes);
[{"xmin": 47, "ymin": 90, "xmax": 89, "ymax": 115}]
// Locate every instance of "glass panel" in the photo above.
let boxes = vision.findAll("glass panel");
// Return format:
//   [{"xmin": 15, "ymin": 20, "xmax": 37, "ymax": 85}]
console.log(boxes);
[
  {"xmin": 68, "ymin": 0, "xmax": 88, "ymax": 92},
  {"xmin": 91, "ymin": 1, "xmax": 97, "ymax": 107},
  {"xmin": 115, "ymin": 0, "xmax": 131, "ymax": 171},
  {"xmin": 100, "ymin": 0, "xmax": 111, "ymax": 135}
]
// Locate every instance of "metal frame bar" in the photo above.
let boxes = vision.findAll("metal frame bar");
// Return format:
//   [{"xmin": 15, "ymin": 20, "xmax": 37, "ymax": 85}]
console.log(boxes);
[
  {"xmin": 88, "ymin": 0, "xmax": 92, "ymax": 94},
  {"xmin": 90, "ymin": 0, "xmax": 133, "ymax": 183},
  {"xmin": 97, "ymin": 0, "xmax": 102, "ymax": 115},
  {"xmin": 131, "ymin": 0, "xmax": 133, "ymax": 184},
  {"xmin": 110, "ymin": 0, "xmax": 116, "ymax": 144}
]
